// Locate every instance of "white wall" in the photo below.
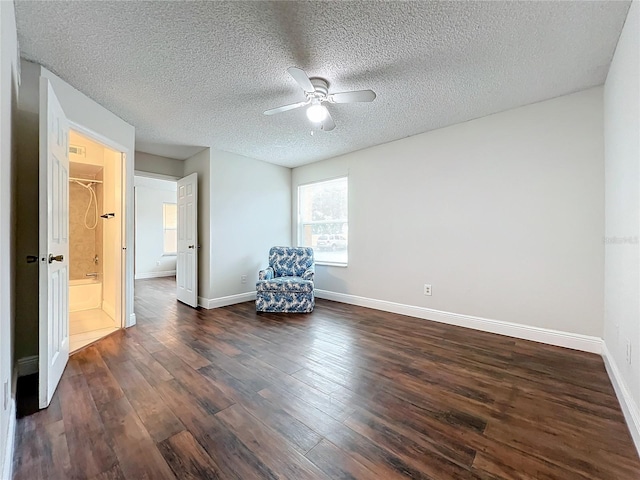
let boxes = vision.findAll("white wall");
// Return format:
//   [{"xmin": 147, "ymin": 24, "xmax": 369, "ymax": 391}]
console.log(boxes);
[
  {"xmin": 183, "ymin": 148, "xmax": 212, "ymax": 303},
  {"xmin": 135, "ymin": 151, "xmax": 184, "ymax": 179},
  {"xmin": 210, "ymin": 151, "xmax": 291, "ymax": 300},
  {"xmin": 134, "ymin": 176, "xmax": 177, "ymax": 278},
  {"xmin": 0, "ymin": 2, "xmax": 19, "ymax": 477},
  {"xmin": 603, "ymin": 0, "xmax": 640, "ymax": 450},
  {"xmin": 293, "ymin": 88, "xmax": 604, "ymax": 338}
]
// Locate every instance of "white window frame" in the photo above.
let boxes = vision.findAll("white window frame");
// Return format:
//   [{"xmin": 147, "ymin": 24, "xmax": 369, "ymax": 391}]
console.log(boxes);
[
  {"xmin": 162, "ymin": 202, "xmax": 177, "ymax": 255},
  {"xmin": 297, "ymin": 176, "xmax": 348, "ymax": 267}
]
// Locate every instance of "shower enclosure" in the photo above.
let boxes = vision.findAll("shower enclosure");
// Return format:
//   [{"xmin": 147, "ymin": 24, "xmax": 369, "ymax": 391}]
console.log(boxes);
[
  {"xmin": 69, "ymin": 173, "xmax": 103, "ymax": 308},
  {"xmin": 68, "ymin": 130, "xmax": 123, "ymax": 352}
]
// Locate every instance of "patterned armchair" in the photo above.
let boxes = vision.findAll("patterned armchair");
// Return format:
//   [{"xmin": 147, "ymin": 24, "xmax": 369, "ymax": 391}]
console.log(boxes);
[{"xmin": 256, "ymin": 246, "xmax": 315, "ymax": 313}]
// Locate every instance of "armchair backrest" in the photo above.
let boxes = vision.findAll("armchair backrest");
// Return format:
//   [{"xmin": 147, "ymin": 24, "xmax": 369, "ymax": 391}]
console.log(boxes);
[{"xmin": 269, "ymin": 246, "xmax": 314, "ymax": 277}]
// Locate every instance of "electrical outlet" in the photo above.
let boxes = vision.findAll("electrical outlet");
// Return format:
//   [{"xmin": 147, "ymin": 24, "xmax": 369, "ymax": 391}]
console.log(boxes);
[
  {"xmin": 241, "ymin": 275, "xmax": 247, "ymax": 284},
  {"xmin": 626, "ymin": 339, "xmax": 632, "ymax": 365},
  {"xmin": 424, "ymin": 284, "xmax": 432, "ymax": 296}
]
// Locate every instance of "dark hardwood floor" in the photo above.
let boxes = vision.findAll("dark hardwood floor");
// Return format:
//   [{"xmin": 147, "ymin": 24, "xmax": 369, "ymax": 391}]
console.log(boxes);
[{"xmin": 13, "ymin": 277, "xmax": 640, "ymax": 479}]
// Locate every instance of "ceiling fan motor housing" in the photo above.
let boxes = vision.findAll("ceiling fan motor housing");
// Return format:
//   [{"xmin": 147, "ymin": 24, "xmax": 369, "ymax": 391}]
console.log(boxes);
[{"xmin": 308, "ymin": 78, "xmax": 329, "ymax": 101}]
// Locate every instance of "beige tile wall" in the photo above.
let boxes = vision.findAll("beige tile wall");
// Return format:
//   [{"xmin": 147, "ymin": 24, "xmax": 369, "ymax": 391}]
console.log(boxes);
[{"xmin": 69, "ymin": 181, "xmax": 100, "ymax": 280}]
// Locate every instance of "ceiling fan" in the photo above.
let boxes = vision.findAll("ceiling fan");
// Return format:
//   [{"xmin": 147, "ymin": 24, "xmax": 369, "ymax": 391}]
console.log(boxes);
[{"xmin": 264, "ymin": 67, "xmax": 376, "ymax": 131}]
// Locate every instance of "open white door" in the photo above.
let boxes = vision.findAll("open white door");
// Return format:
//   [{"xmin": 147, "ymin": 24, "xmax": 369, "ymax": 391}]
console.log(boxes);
[
  {"xmin": 38, "ymin": 77, "xmax": 70, "ymax": 408},
  {"xmin": 176, "ymin": 173, "xmax": 198, "ymax": 307}
]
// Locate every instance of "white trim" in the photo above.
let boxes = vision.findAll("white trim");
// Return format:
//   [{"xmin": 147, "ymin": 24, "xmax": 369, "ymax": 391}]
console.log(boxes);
[
  {"xmin": 314, "ymin": 289, "xmax": 603, "ymax": 354},
  {"xmin": 198, "ymin": 291, "xmax": 256, "ymax": 309},
  {"xmin": 127, "ymin": 312, "xmax": 136, "ymax": 328},
  {"xmin": 315, "ymin": 262, "xmax": 348, "ymax": 268},
  {"xmin": 602, "ymin": 342, "xmax": 640, "ymax": 455},
  {"xmin": 17, "ymin": 355, "xmax": 39, "ymax": 377},
  {"xmin": 135, "ymin": 270, "xmax": 176, "ymax": 280},
  {"xmin": 1, "ymin": 370, "xmax": 16, "ymax": 480}
]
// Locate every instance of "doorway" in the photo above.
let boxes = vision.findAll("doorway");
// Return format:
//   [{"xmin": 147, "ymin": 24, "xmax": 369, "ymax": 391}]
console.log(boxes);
[
  {"xmin": 33, "ymin": 72, "xmax": 135, "ymax": 409},
  {"xmin": 133, "ymin": 175, "xmax": 178, "ymax": 281},
  {"xmin": 67, "ymin": 130, "xmax": 124, "ymax": 352},
  {"xmin": 133, "ymin": 171, "xmax": 199, "ymax": 308}
]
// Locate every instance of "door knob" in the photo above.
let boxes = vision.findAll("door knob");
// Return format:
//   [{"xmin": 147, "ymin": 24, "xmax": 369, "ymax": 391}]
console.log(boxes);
[
  {"xmin": 188, "ymin": 245, "xmax": 195, "ymax": 249},
  {"xmin": 48, "ymin": 254, "xmax": 64, "ymax": 264}
]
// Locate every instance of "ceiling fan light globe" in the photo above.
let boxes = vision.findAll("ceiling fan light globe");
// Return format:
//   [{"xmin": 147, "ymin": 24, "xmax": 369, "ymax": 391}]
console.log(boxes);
[{"xmin": 306, "ymin": 104, "xmax": 328, "ymax": 123}]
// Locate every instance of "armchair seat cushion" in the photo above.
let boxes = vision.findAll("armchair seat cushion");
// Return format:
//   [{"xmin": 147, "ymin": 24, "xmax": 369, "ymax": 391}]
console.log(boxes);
[{"xmin": 256, "ymin": 276, "xmax": 313, "ymax": 294}]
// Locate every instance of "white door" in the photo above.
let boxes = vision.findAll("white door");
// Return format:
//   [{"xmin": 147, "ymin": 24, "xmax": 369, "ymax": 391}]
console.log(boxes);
[
  {"xmin": 38, "ymin": 77, "xmax": 70, "ymax": 408},
  {"xmin": 176, "ymin": 173, "xmax": 198, "ymax": 307}
]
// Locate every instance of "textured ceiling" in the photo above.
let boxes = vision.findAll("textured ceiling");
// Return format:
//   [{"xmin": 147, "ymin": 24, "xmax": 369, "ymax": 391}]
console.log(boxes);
[{"xmin": 15, "ymin": 1, "xmax": 630, "ymax": 167}]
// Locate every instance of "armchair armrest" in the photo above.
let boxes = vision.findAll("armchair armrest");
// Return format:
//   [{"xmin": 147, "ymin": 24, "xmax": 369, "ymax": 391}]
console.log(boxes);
[
  {"xmin": 258, "ymin": 267, "xmax": 274, "ymax": 280},
  {"xmin": 302, "ymin": 265, "xmax": 315, "ymax": 282}
]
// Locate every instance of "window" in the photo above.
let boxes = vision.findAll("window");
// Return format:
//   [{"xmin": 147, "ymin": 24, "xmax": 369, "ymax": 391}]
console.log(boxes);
[
  {"xmin": 298, "ymin": 177, "xmax": 348, "ymax": 265},
  {"xmin": 163, "ymin": 203, "xmax": 177, "ymax": 254}
]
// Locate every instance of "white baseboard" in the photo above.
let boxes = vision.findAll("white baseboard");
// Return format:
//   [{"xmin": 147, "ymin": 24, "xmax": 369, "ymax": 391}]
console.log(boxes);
[
  {"xmin": 135, "ymin": 270, "xmax": 176, "ymax": 280},
  {"xmin": 127, "ymin": 312, "xmax": 137, "ymax": 328},
  {"xmin": 314, "ymin": 289, "xmax": 603, "ymax": 354},
  {"xmin": 198, "ymin": 291, "xmax": 256, "ymax": 309},
  {"xmin": 602, "ymin": 342, "xmax": 640, "ymax": 456},
  {"xmin": 1, "ymin": 369, "xmax": 16, "ymax": 480},
  {"xmin": 17, "ymin": 355, "xmax": 38, "ymax": 377}
]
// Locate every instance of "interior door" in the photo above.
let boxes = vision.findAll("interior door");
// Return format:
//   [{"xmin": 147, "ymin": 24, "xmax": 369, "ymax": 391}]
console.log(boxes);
[
  {"xmin": 38, "ymin": 77, "xmax": 70, "ymax": 408},
  {"xmin": 176, "ymin": 173, "xmax": 198, "ymax": 307}
]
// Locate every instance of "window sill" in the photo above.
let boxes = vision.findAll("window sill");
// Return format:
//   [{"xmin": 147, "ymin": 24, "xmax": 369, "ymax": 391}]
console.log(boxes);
[{"xmin": 315, "ymin": 262, "xmax": 348, "ymax": 268}]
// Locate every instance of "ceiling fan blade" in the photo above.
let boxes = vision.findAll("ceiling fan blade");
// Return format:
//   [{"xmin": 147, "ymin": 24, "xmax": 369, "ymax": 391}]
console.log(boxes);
[
  {"xmin": 321, "ymin": 111, "xmax": 336, "ymax": 131},
  {"xmin": 329, "ymin": 90, "xmax": 376, "ymax": 103},
  {"xmin": 263, "ymin": 101, "xmax": 308, "ymax": 116},
  {"xmin": 287, "ymin": 67, "xmax": 315, "ymax": 93}
]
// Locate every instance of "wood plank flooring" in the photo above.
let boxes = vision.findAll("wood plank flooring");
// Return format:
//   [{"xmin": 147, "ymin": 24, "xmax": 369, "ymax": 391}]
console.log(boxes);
[{"xmin": 13, "ymin": 277, "xmax": 640, "ymax": 479}]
